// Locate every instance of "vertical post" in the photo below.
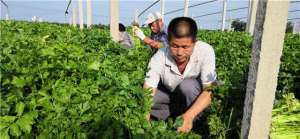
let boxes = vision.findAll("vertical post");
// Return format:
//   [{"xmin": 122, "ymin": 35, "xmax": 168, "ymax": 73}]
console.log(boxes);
[
  {"xmin": 246, "ymin": 0, "xmax": 259, "ymax": 35},
  {"xmin": 38, "ymin": 17, "xmax": 43, "ymax": 22},
  {"xmin": 72, "ymin": 3, "xmax": 77, "ymax": 27},
  {"xmin": 228, "ymin": 19, "xmax": 233, "ymax": 31},
  {"xmin": 69, "ymin": 15, "xmax": 72, "ymax": 25},
  {"xmin": 241, "ymin": 0, "xmax": 289, "ymax": 138},
  {"xmin": 246, "ymin": 0, "xmax": 252, "ymax": 33},
  {"xmin": 87, "ymin": 0, "xmax": 92, "ymax": 28},
  {"xmin": 247, "ymin": 0, "xmax": 252, "ymax": 22},
  {"xmin": 110, "ymin": 0, "xmax": 119, "ymax": 42},
  {"xmin": 134, "ymin": 9, "xmax": 139, "ymax": 24},
  {"xmin": 78, "ymin": 0, "xmax": 84, "ymax": 29},
  {"xmin": 221, "ymin": 0, "xmax": 227, "ymax": 31},
  {"xmin": 161, "ymin": 0, "xmax": 165, "ymax": 20},
  {"xmin": 183, "ymin": 0, "xmax": 189, "ymax": 17},
  {"xmin": 293, "ymin": 21, "xmax": 300, "ymax": 34},
  {"xmin": 5, "ymin": 13, "xmax": 9, "ymax": 20}
]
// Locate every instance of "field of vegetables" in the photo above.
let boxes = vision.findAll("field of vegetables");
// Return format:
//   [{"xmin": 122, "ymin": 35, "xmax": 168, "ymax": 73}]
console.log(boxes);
[{"xmin": 0, "ymin": 20, "xmax": 299, "ymax": 139}]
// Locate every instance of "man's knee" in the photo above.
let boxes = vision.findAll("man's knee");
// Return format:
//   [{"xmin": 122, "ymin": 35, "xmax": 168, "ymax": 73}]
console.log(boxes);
[
  {"xmin": 153, "ymin": 90, "xmax": 170, "ymax": 104},
  {"xmin": 177, "ymin": 79, "xmax": 202, "ymax": 97}
]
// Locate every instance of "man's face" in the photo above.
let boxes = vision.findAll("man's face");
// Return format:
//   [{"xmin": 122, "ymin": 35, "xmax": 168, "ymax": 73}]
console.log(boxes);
[
  {"xmin": 169, "ymin": 37, "xmax": 195, "ymax": 63},
  {"xmin": 149, "ymin": 19, "xmax": 163, "ymax": 33}
]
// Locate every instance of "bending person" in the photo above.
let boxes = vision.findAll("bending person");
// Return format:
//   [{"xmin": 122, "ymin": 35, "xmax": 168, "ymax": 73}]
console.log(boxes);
[
  {"xmin": 134, "ymin": 12, "xmax": 168, "ymax": 50},
  {"xmin": 119, "ymin": 23, "xmax": 135, "ymax": 49},
  {"xmin": 143, "ymin": 17, "xmax": 217, "ymax": 133}
]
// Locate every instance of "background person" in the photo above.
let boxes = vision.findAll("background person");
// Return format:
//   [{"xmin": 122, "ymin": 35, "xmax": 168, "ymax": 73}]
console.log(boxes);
[
  {"xmin": 133, "ymin": 11, "xmax": 168, "ymax": 50},
  {"xmin": 119, "ymin": 23, "xmax": 135, "ymax": 49}
]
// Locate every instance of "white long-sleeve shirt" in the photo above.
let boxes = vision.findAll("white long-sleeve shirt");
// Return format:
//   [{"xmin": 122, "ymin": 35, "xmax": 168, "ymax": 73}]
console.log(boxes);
[{"xmin": 144, "ymin": 41, "xmax": 217, "ymax": 92}]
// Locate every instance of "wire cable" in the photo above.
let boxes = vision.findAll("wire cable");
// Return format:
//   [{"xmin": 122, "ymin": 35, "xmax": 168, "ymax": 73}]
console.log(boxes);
[
  {"xmin": 288, "ymin": 17, "xmax": 300, "ymax": 21},
  {"xmin": 65, "ymin": 0, "xmax": 72, "ymax": 15},
  {"xmin": 1, "ymin": 0, "xmax": 8, "ymax": 8},
  {"xmin": 194, "ymin": 6, "xmax": 248, "ymax": 19},
  {"xmin": 216, "ymin": 16, "xmax": 247, "ymax": 22},
  {"xmin": 289, "ymin": 9, "xmax": 300, "ymax": 13},
  {"xmin": 290, "ymin": 1, "xmax": 300, "ymax": 3},
  {"xmin": 138, "ymin": 0, "xmax": 160, "ymax": 18},
  {"xmin": 164, "ymin": 0, "xmax": 218, "ymax": 15}
]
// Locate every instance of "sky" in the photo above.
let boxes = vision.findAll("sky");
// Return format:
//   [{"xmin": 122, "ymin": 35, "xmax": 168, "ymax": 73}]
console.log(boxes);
[{"xmin": 1, "ymin": 0, "xmax": 300, "ymax": 30}]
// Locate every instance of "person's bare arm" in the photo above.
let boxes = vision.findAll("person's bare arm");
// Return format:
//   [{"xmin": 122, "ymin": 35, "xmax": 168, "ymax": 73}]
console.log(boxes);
[
  {"xmin": 143, "ymin": 37, "xmax": 162, "ymax": 49},
  {"xmin": 177, "ymin": 90, "xmax": 212, "ymax": 133},
  {"xmin": 184, "ymin": 90, "xmax": 211, "ymax": 119},
  {"xmin": 143, "ymin": 82, "xmax": 157, "ymax": 96}
]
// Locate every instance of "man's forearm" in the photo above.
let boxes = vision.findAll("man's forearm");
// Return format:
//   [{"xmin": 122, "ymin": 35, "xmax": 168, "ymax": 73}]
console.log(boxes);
[
  {"xmin": 143, "ymin": 37, "xmax": 152, "ymax": 45},
  {"xmin": 184, "ymin": 90, "xmax": 212, "ymax": 119},
  {"xmin": 143, "ymin": 38, "xmax": 161, "ymax": 49},
  {"xmin": 143, "ymin": 83, "xmax": 157, "ymax": 96}
]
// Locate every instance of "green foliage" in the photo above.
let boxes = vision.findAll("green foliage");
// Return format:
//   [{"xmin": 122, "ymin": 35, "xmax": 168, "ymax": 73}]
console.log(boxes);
[
  {"xmin": 285, "ymin": 22, "xmax": 294, "ymax": 33},
  {"xmin": 278, "ymin": 33, "xmax": 300, "ymax": 97},
  {"xmin": 0, "ymin": 21, "xmax": 299, "ymax": 139},
  {"xmin": 0, "ymin": 20, "xmax": 200, "ymax": 138},
  {"xmin": 231, "ymin": 20, "xmax": 246, "ymax": 32},
  {"xmin": 198, "ymin": 31, "xmax": 252, "ymax": 138},
  {"xmin": 198, "ymin": 31, "xmax": 300, "ymax": 138},
  {"xmin": 271, "ymin": 93, "xmax": 300, "ymax": 138}
]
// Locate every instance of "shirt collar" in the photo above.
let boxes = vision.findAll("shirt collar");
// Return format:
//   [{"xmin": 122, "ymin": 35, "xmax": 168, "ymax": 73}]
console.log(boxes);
[
  {"xmin": 165, "ymin": 47, "xmax": 180, "ymax": 75},
  {"xmin": 161, "ymin": 26, "xmax": 167, "ymax": 34},
  {"xmin": 165, "ymin": 43, "xmax": 199, "ymax": 75},
  {"xmin": 152, "ymin": 25, "xmax": 167, "ymax": 35}
]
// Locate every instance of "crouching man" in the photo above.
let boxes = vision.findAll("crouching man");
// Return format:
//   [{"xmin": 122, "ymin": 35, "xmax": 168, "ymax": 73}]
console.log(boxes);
[{"xmin": 143, "ymin": 17, "xmax": 217, "ymax": 133}]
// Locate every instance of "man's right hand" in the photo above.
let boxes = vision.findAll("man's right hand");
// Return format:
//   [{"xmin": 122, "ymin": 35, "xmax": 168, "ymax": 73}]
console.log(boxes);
[
  {"xmin": 146, "ymin": 113, "xmax": 151, "ymax": 121},
  {"xmin": 143, "ymin": 38, "xmax": 162, "ymax": 49},
  {"xmin": 149, "ymin": 41, "xmax": 162, "ymax": 49}
]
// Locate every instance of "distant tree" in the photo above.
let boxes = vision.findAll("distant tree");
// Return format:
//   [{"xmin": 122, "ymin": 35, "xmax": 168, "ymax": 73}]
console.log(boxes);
[
  {"xmin": 286, "ymin": 21, "xmax": 293, "ymax": 33},
  {"xmin": 231, "ymin": 20, "xmax": 246, "ymax": 32},
  {"xmin": 231, "ymin": 20, "xmax": 293, "ymax": 33}
]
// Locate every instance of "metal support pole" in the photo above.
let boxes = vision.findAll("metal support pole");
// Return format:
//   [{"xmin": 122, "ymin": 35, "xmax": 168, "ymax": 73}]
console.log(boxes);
[
  {"xmin": 246, "ymin": 0, "xmax": 259, "ymax": 35},
  {"xmin": 110, "ymin": 0, "xmax": 119, "ymax": 42},
  {"xmin": 69, "ymin": 15, "xmax": 72, "ymax": 25},
  {"xmin": 161, "ymin": 0, "xmax": 165, "ymax": 20},
  {"xmin": 5, "ymin": 13, "xmax": 9, "ymax": 20},
  {"xmin": 221, "ymin": 0, "xmax": 227, "ymax": 31},
  {"xmin": 72, "ymin": 3, "xmax": 77, "ymax": 27},
  {"xmin": 134, "ymin": 9, "xmax": 139, "ymax": 24},
  {"xmin": 78, "ymin": 0, "xmax": 84, "ymax": 29},
  {"xmin": 241, "ymin": 0, "xmax": 289, "ymax": 138},
  {"xmin": 184, "ymin": 0, "xmax": 189, "ymax": 17},
  {"xmin": 87, "ymin": 0, "xmax": 92, "ymax": 28}
]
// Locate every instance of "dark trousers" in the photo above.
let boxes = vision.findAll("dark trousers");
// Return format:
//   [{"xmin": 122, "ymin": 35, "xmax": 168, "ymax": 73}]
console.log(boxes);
[{"xmin": 151, "ymin": 79, "xmax": 203, "ymax": 120}]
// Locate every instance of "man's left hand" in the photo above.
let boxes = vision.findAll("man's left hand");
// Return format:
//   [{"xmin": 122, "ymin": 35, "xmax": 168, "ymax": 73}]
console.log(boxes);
[
  {"xmin": 176, "ymin": 113, "xmax": 194, "ymax": 133},
  {"xmin": 133, "ymin": 26, "xmax": 146, "ymax": 40}
]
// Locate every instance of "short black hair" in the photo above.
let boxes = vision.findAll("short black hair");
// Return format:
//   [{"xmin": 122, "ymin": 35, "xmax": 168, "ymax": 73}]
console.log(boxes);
[
  {"xmin": 167, "ymin": 17, "xmax": 197, "ymax": 42},
  {"xmin": 119, "ymin": 23, "xmax": 126, "ymax": 32}
]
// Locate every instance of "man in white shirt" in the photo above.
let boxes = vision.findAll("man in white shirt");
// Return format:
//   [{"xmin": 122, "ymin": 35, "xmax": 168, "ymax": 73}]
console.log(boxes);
[
  {"xmin": 134, "ymin": 12, "xmax": 168, "ymax": 50},
  {"xmin": 144, "ymin": 17, "xmax": 217, "ymax": 133}
]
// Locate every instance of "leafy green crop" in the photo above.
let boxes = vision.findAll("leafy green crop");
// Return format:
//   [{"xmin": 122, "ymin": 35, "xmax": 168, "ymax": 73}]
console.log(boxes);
[
  {"xmin": 271, "ymin": 93, "xmax": 300, "ymax": 139},
  {"xmin": 278, "ymin": 34, "xmax": 300, "ymax": 95},
  {"xmin": 0, "ymin": 20, "xmax": 299, "ymax": 139},
  {"xmin": 0, "ymin": 20, "xmax": 201, "ymax": 139},
  {"xmin": 198, "ymin": 31, "xmax": 252, "ymax": 138},
  {"xmin": 197, "ymin": 31, "xmax": 300, "ymax": 138}
]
